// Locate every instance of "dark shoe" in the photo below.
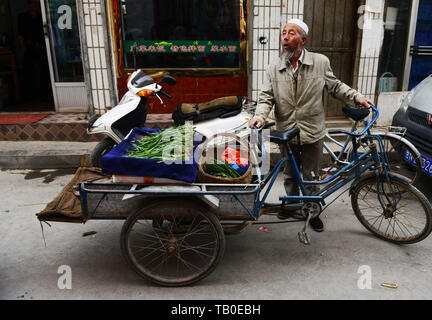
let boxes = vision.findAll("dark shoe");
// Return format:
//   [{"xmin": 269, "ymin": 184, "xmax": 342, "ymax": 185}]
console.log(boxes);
[{"xmin": 309, "ymin": 217, "xmax": 324, "ymax": 232}]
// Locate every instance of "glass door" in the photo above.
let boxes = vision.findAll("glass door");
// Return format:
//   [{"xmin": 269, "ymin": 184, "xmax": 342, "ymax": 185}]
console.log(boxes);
[
  {"xmin": 408, "ymin": 0, "xmax": 432, "ymax": 89},
  {"xmin": 40, "ymin": 0, "xmax": 88, "ymax": 112}
]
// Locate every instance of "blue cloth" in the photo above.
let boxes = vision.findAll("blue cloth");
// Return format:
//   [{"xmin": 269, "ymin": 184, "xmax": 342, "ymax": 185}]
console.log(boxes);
[
  {"xmin": 229, "ymin": 162, "xmax": 249, "ymax": 175},
  {"xmin": 101, "ymin": 127, "xmax": 203, "ymax": 183}
]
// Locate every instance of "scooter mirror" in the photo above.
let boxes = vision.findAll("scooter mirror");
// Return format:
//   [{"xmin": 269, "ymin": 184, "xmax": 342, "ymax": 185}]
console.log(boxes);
[{"xmin": 159, "ymin": 75, "xmax": 176, "ymax": 85}]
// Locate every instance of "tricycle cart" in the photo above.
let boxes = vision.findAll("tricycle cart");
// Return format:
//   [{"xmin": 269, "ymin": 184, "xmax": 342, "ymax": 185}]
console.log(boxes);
[{"xmin": 38, "ymin": 105, "xmax": 432, "ymax": 287}]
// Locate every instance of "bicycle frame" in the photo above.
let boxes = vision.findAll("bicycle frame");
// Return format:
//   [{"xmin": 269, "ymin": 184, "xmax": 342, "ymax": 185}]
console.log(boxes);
[
  {"xmin": 251, "ymin": 105, "xmax": 394, "ymax": 218},
  {"xmin": 323, "ymin": 121, "xmax": 410, "ymax": 167},
  {"xmin": 253, "ymin": 134, "xmax": 376, "ymax": 217},
  {"xmin": 323, "ymin": 121, "xmax": 359, "ymax": 166}
]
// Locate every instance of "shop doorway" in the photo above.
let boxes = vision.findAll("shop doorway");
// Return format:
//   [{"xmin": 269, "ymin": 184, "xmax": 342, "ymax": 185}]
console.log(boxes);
[
  {"xmin": 40, "ymin": 0, "xmax": 88, "ymax": 112},
  {"xmin": 0, "ymin": 0, "xmax": 88, "ymax": 113},
  {"xmin": 0, "ymin": 0, "xmax": 53, "ymax": 112}
]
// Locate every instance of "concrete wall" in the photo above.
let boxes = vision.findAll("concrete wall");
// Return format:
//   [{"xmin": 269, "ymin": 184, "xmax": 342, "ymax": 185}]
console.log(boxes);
[{"xmin": 375, "ymin": 91, "xmax": 408, "ymax": 127}]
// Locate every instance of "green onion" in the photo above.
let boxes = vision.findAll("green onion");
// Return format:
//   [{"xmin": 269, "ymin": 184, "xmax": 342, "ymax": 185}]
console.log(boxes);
[
  {"xmin": 125, "ymin": 124, "xmax": 195, "ymax": 161},
  {"xmin": 204, "ymin": 161, "xmax": 242, "ymax": 178}
]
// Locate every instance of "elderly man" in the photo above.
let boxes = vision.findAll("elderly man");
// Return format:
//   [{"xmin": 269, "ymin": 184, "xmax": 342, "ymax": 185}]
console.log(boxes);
[{"xmin": 249, "ymin": 19, "xmax": 372, "ymax": 232}]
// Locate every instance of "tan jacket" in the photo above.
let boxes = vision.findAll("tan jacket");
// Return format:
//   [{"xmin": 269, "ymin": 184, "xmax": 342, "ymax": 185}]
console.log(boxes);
[{"xmin": 254, "ymin": 49, "xmax": 363, "ymax": 144}]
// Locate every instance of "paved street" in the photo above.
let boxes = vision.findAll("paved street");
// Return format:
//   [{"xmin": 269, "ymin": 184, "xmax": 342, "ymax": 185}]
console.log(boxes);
[{"xmin": 1, "ymin": 168, "xmax": 432, "ymax": 300}]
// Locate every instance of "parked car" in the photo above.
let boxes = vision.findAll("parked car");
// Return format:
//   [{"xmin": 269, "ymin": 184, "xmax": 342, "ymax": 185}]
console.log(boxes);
[{"xmin": 392, "ymin": 74, "xmax": 432, "ymax": 177}]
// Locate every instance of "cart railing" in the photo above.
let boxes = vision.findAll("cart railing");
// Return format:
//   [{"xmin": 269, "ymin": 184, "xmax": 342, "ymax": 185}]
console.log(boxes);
[{"xmin": 79, "ymin": 181, "xmax": 262, "ymax": 221}]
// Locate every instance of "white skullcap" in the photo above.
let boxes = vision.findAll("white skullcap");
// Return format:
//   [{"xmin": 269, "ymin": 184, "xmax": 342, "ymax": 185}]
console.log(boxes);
[{"xmin": 287, "ymin": 19, "xmax": 309, "ymax": 36}]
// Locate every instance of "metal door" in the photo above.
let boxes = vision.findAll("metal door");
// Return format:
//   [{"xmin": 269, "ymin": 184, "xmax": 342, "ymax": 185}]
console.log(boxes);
[
  {"xmin": 408, "ymin": 0, "xmax": 432, "ymax": 89},
  {"xmin": 40, "ymin": 0, "xmax": 88, "ymax": 112},
  {"xmin": 303, "ymin": 0, "xmax": 359, "ymax": 118}
]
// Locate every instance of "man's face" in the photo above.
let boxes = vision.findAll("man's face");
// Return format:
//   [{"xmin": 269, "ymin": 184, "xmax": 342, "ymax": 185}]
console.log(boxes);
[{"xmin": 281, "ymin": 23, "xmax": 306, "ymax": 53}]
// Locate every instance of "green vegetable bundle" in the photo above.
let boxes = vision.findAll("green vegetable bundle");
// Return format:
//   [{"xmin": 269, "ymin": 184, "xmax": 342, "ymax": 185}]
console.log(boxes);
[
  {"xmin": 204, "ymin": 161, "xmax": 242, "ymax": 178},
  {"xmin": 125, "ymin": 124, "xmax": 194, "ymax": 161}
]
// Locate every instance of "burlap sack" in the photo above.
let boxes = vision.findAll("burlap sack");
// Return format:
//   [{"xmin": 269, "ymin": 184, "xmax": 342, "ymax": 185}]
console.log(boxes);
[{"xmin": 36, "ymin": 167, "xmax": 110, "ymax": 223}]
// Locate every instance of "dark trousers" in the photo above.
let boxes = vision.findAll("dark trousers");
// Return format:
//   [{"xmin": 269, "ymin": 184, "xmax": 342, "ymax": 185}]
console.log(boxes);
[{"xmin": 282, "ymin": 139, "xmax": 323, "ymax": 196}]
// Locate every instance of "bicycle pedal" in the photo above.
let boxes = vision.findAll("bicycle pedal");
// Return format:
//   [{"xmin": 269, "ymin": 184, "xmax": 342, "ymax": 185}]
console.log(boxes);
[{"xmin": 298, "ymin": 231, "xmax": 311, "ymax": 245}]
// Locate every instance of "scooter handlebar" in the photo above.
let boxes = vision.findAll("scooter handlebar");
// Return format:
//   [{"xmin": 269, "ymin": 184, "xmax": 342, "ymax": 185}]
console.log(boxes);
[{"xmin": 159, "ymin": 90, "xmax": 172, "ymax": 99}]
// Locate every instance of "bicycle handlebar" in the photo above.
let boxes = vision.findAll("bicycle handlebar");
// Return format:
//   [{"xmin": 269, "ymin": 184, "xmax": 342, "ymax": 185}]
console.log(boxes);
[
  {"xmin": 329, "ymin": 104, "xmax": 378, "ymax": 137},
  {"xmin": 251, "ymin": 104, "xmax": 377, "ymax": 156},
  {"xmin": 261, "ymin": 121, "xmax": 275, "ymax": 130}
]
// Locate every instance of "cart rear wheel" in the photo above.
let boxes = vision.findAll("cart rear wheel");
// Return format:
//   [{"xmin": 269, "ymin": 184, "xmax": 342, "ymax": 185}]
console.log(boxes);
[{"xmin": 121, "ymin": 199, "xmax": 225, "ymax": 286}]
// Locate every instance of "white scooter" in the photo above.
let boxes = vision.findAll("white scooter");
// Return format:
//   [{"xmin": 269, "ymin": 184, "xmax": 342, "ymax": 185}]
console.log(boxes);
[
  {"xmin": 87, "ymin": 69, "xmax": 177, "ymax": 166},
  {"xmin": 87, "ymin": 68, "xmax": 256, "ymax": 166}
]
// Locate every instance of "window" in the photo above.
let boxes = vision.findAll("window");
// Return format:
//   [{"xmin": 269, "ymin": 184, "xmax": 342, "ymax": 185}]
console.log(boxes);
[
  {"xmin": 408, "ymin": 0, "xmax": 432, "ymax": 89},
  {"xmin": 45, "ymin": 0, "xmax": 84, "ymax": 82},
  {"xmin": 119, "ymin": 0, "xmax": 245, "ymax": 69},
  {"xmin": 378, "ymin": 0, "xmax": 411, "ymax": 92}
]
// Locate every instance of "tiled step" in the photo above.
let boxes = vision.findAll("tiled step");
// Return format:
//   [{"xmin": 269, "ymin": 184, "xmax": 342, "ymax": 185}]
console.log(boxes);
[
  {"xmin": 0, "ymin": 112, "xmax": 353, "ymax": 142},
  {"xmin": 0, "ymin": 113, "xmax": 175, "ymax": 142}
]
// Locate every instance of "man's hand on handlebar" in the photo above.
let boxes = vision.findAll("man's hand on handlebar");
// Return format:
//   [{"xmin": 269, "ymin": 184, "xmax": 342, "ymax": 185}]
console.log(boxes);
[
  {"xmin": 357, "ymin": 96, "xmax": 374, "ymax": 109},
  {"xmin": 248, "ymin": 118, "xmax": 263, "ymax": 129}
]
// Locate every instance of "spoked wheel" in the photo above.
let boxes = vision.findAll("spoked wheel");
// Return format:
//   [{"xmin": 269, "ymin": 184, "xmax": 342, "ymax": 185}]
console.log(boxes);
[
  {"xmin": 351, "ymin": 174, "xmax": 432, "ymax": 244},
  {"xmin": 353, "ymin": 134, "xmax": 422, "ymax": 184},
  {"xmin": 120, "ymin": 199, "xmax": 225, "ymax": 286},
  {"xmin": 374, "ymin": 134, "xmax": 422, "ymax": 185}
]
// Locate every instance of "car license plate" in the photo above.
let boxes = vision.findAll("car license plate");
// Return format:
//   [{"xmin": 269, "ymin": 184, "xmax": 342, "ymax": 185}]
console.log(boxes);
[{"xmin": 404, "ymin": 148, "xmax": 432, "ymax": 176}]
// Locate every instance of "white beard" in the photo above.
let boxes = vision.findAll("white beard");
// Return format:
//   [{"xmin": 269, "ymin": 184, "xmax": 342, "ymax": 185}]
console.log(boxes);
[{"xmin": 282, "ymin": 42, "xmax": 301, "ymax": 62}]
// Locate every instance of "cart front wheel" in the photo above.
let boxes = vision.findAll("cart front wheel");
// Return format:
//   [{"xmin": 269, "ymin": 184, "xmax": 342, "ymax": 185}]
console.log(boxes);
[
  {"xmin": 351, "ymin": 174, "xmax": 432, "ymax": 244},
  {"xmin": 121, "ymin": 199, "xmax": 225, "ymax": 286}
]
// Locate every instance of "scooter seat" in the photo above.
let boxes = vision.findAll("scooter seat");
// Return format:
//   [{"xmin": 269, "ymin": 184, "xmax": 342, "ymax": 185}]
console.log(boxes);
[{"xmin": 269, "ymin": 127, "xmax": 300, "ymax": 144}]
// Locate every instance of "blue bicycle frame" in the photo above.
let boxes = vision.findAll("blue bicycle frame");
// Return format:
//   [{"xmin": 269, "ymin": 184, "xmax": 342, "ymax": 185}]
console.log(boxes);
[{"xmin": 251, "ymin": 104, "xmax": 387, "ymax": 218}]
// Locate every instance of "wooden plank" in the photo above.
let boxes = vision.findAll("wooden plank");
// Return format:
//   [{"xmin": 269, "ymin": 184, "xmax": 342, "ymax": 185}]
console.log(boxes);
[
  {"xmin": 303, "ymin": 0, "xmax": 315, "ymax": 45},
  {"xmin": 341, "ymin": 52, "xmax": 352, "ymax": 85},
  {"xmin": 311, "ymin": 0, "xmax": 325, "ymax": 48},
  {"xmin": 304, "ymin": 0, "xmax": 358, "ymax": 117},
  {"xmin": 333, "ymin": 0, "xmax": 346, "ymax": 48},
  {"xmin": 332, "ymin": 51, "xmax": 342, "ymax": 82},
  {"xmin": 330, "ymin": 52, "xmax": 344, "ymax": 117},
  {"xmin": 343, "ymin": 0, "xmax": 358, "ymax": 48},
  {"xmin": 322, "ymin": 0, "xmax": 336, "ymax": 47}
]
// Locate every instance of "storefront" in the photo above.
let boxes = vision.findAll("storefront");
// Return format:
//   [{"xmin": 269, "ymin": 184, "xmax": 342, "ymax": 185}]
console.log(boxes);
[
  {"xmin": 108, "ymin": 0, "xmax": 249, "ymax": 114},
  {"xmin": 2, "ymin": 0, "xmax": 429, "ymax": 120}
]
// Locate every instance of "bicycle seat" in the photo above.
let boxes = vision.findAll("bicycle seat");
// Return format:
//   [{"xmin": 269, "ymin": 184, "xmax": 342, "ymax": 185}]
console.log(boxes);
[
  {"xmin": 342, "ymin": 106, "xmax": 370, "ymax": 121},
  {"xmin": 269, "ymin": 127, "xmax": 300, "ymax": 144}
]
